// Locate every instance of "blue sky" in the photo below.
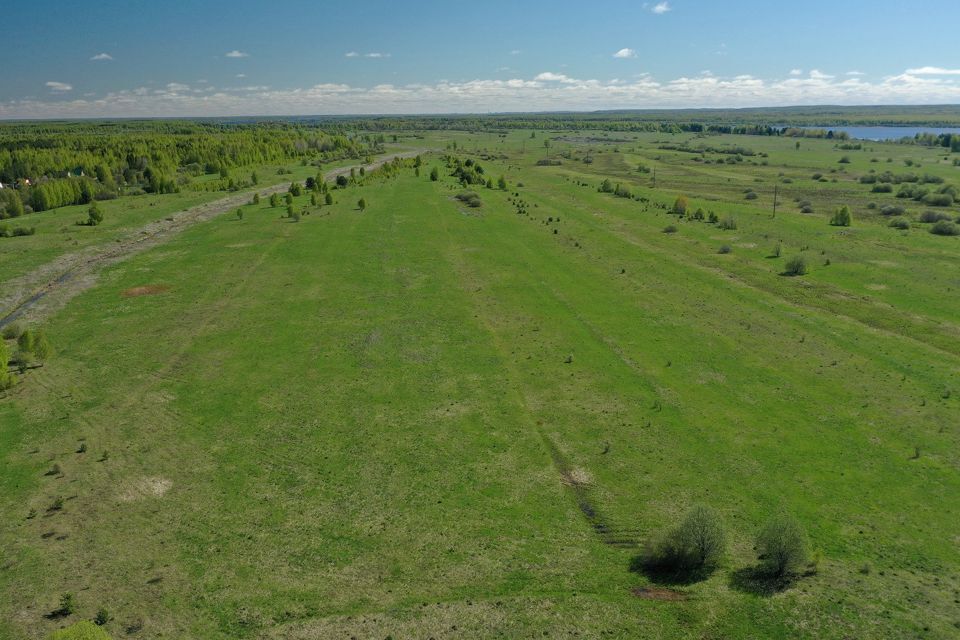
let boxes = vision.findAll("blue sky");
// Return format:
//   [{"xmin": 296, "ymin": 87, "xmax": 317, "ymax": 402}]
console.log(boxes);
[{"xmin": 3, "ymin": 0, "xmax": 960, "ymax": 117}]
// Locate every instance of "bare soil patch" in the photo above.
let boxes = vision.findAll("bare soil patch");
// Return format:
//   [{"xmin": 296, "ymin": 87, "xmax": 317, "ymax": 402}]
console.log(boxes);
[{"xmin": 121, "ymin": 284, "xmax": 170, "ymax": 297}]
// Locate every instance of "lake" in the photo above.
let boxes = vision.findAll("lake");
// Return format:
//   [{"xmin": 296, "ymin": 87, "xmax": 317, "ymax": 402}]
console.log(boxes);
[{"xmin": 787, "ymin": 125, "xmax": 960, "ymax": 141}]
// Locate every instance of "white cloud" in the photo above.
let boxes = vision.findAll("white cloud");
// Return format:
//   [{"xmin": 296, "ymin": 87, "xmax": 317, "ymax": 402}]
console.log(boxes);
[
  {"xmin": 90, "ymin": 53, "xmax": 113, "ymax": 61},
  {"xmin": 535, "ymin": 72, "xmax": 576, "ymax": 83},
  {"xmin": 235, "ymin": 73, "xmax": 246, "ymax": 79},
  {"xmin": 846, "ymin": 70, "xmax": 865, "ymax": 76},
  {"xmin": 510, "ymin": 49, "xmax": 521, "ymax": 55},
  {"xmin": 789, "ymin": 69, "xmax": 802, "ymax": 76},
  {"xmin": 651, "ymin": 1, "xmax": 671, "ymax": 14},
  {"xmin": 346, "ymin": 51, "xmax": 390, "ymax": 58},
  {"xmin": 613, "ymin": 48, "xmax": 637, "ymax": 59},
  {"xmin": 11, "ymin": 68, "xmax": 960, "ymax": 118},
  {"xmin": 45, "ymin": 81, "xmax": 72, "ymax": 92},
  {"xmin": 905, "ymin": 66, "xmax": 960, "ymax": 75},
  {"xmin": 809, "ymin": 69, "xmax": 834, "ymax": 80},
  {"xmin": 225, "ymin": 50, "xmax": 249, "ymax": 58}
]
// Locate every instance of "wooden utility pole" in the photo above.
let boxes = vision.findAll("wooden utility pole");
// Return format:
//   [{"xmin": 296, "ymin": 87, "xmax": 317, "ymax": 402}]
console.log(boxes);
[{"xmin": 772, "ymin": 184, "xmax": 779, "ymax": 218}]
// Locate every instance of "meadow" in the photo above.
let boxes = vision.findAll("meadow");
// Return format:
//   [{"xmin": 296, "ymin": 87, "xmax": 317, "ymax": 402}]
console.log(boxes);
[{"xmin": 1, "ymin": 124, "xmax": 959, "ymax": 639}]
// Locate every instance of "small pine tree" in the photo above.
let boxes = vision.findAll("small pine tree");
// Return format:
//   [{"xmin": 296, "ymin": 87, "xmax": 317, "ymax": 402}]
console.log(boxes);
[
  {"xmin": 498, "ymin": 175, "xmax": 507, "ymax": 191},
  {"xmin": 358, "ymin": 198, "xmax": 367, "ymax": 212},
  {"xmin": 286, "ymin": 204, "xmax": 294, "ymax": 218},
  {"xmin": 236, "ymin": 208, "xmax": 243, "ymax": 220},
  {"xmin": 430, "ymin": 167, "xmax": 439, "ymax": 181},
  {"xmin": 269, "ymin": 193, "xmax": 280, "ymax": 207},
  {"xmin": 310, "ymin": 193, "xmax": 317, "ymax": 206},
  {"xmin": 325, "ymin": 192, "xmax": 333, "ymax": 205},
  {"xmin": 251, "ymin": 171, "xmax": 259, "ymax": 185},
  {"xmin": 284, "ymin": 192, "xmax": 293, "ymax": 206},
  {"xmin": 252, "ymin": 193, "xmax": 260, "ymax": 205}
]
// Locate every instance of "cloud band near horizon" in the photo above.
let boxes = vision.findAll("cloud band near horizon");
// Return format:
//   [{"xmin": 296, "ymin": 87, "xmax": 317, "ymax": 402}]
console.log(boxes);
[{"xmin": 5, "ymin": 69, "xmax": 960, "ymax": 119}]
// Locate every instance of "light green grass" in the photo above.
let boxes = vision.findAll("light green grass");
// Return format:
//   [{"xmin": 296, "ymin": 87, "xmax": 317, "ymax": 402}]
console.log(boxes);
[{"xmin": 1, "ymin": 133, "xmax": 958, "ymax": 639}]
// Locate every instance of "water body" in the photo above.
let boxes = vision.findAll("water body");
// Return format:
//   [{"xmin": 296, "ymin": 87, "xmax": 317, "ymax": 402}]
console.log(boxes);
[{"xmin": 788, "ymin": 126, "xmax": 960, "ymax": 141}]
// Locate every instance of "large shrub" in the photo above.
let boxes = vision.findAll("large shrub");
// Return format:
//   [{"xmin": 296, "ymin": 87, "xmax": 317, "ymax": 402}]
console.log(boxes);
[
  {"xmin": 756, "ymin": 514, "xmax": 809, "ymax": 577},
  {"xmin": 641, "ymin": 505, "xmax": 726, "ymax": 573}
]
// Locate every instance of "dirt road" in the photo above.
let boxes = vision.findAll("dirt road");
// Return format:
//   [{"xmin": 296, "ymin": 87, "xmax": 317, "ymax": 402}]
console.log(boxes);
[{"xmin": 0, "ymin": 150, "xmax": 426, "ymax": 329}]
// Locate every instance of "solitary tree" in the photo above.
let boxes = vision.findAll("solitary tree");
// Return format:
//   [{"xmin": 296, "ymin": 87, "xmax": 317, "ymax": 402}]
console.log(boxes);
[
  {"xmin": 310, "ymin": 193, "xmax": 317, "ymax": 206},
  {"xmin": 286, "ymin": 204, "xmax": 295, "ymax": 218},
  {"xmin": 672, "ymin": 195, "xmax": 689, "ymax": 216},
  {"xmin": 236, "ymin": 208, "xmax": 243, "ymax": 220},
  {"xmin": 358, "ymin": 198, "xmax": 367, "ymax": 212},
  {"xmin": 252, "ymin": 193, "xmax": 260, "ymax": 205},
  {"xmin": 269, "ymin": 193, "xmax": 280, "ymax": 207},
  {"xmin": 325, "ymin": 192, "xmax": 334, "ymax": 205},
  {"xmin": 497, "ymin": 175, "xmax": 507, "ymax": 191},
  {"xmin": 430, "ymin": 167, "xmax": 440, "ymax": 181},
  {"xmin": 251, "ymin": 171, "xmax": 259, "ymax": 185}
]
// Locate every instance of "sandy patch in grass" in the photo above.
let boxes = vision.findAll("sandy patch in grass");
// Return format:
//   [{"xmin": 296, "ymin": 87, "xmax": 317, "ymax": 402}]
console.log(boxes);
[
  {"xmin": 865, "ymin": 283, "xmax": 888, "ymax": 291},
  {"xmin": 121, "ymin": 284, "xmax": 170, "ymax": 297},
  {"xmin": 561, "ymin": 466, "xmax": 593, "ymax": 487},
  {"xmin": 119, "ymin": 476, "xmax": 172, "ymax": 502},
  {"xmin": 868, "ymin": 259, "xmax": 899, "ymax": 268},
  {"xmin": 226, "ymin": 243, "xmax": 253, "ymax": 248}
]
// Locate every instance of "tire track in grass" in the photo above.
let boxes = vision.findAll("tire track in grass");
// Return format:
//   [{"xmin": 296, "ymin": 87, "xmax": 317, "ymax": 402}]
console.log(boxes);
[{"xmin": 435, "ymin": 184, "xmax": 642, "ymax": 550}]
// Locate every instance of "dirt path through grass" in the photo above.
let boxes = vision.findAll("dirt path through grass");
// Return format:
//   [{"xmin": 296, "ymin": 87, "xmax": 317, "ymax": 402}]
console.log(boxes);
[{"xmin": 0, "ymin": 150, "xmax": 426, "ymax": 329}]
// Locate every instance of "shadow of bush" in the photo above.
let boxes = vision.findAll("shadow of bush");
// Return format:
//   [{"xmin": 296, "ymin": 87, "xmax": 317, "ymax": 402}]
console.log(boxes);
[{"xmin": 728, "ymin": 565, "xmax": 798, "ymax": 596}]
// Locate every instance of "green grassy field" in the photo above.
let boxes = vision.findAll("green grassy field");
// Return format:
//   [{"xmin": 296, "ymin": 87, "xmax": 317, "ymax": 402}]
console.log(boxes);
[{"xmin": 2, "ymin": 130, "xmax": 959, "ymax": 639}]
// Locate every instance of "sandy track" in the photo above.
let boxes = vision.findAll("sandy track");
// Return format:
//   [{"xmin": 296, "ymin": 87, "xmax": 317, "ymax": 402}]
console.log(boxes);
[{"xmin": 0, "ymin": 150, "xmax": 425, "ymax": 329}]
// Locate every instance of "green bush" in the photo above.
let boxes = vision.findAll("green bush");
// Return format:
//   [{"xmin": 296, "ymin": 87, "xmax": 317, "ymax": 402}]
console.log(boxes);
[
  {"xmin": 930, "ymin": 220, "xmax": 960, "ymax": 236},
  {"xmin": 888, "ymin": 217, "xmax": 911, "ymax": 230},
  {"xmin": 756, "ymin": 513, "xmax": 809, "ymax": 577},
  {"xmin": 641, "ymin": 505, "xmax": 726, "ymax": 573},
  {"xmin": 829, "ymin": 205, "xmax": 852, "ymax": 227},
  {"xmin": 663, "ymin": 224, "xmax": 678, "ymax": 234},
  {"xmin": 783, "ymin": 255, "xmax": 808, "ymax": 276},
  {"xmin": 0, "ymin": 340, "xmax": 12, "ymax": 390},
  {"xmin": 1, "ymin": 323, "xmax": 20, "ymax": 340},
  {"xmin": 50, "ymin": 620, "xmax": 112, "ymax": 640},
  {"xmin": 718, "ymin": 216, "xmax": 738, "ymax": 230},
  {"xmin": 717, "ymin": 244, "xmax": 732, "ymax": 254}
]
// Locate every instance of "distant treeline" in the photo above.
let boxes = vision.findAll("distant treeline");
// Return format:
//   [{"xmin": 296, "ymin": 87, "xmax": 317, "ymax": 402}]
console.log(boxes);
[
  {"xmin": 0, "ymin": 120, "xmax": 381, "ymax": 214},
  {"xmin": 317, "ymin": 105, "xmax": 960, "ymax": 131}
]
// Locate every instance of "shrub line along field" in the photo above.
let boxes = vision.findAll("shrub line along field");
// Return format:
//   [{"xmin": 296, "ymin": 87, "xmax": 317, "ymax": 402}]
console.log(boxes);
[{"xmin": 1, "ymin": 123, "xmax": 959, "ymax": 639}]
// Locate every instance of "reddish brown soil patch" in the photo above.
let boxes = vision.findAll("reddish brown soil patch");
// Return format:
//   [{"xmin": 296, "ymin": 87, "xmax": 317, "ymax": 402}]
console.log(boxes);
[
  {"xmin": 121, "ymin": 284, "xmax": 170, "ymax": 297},
  {"xmin": 631, "ymin": 586, "xmax": 687, "ymax": 601}
]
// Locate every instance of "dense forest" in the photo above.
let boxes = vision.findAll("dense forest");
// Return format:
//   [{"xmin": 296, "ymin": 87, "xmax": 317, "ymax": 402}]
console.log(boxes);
[{"xmin": 0, "ymin": 121, "xmax": 381, "ymax": 215}]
